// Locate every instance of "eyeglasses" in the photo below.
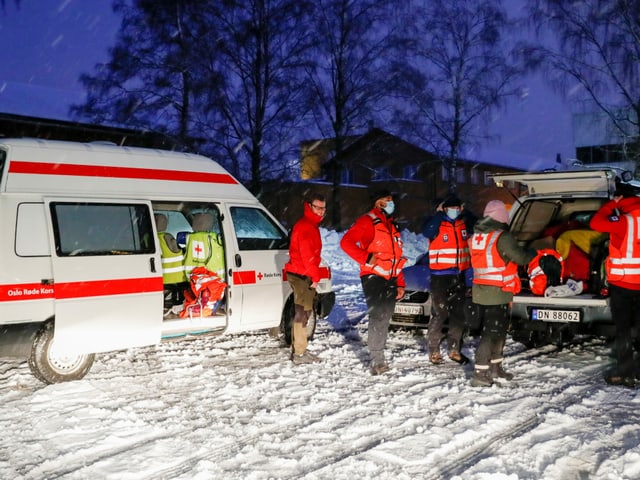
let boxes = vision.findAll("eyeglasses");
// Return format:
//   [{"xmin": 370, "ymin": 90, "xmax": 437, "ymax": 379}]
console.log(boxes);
[{"xmin": 310, "ymin": 203, "xmax": 327, "ymax": 211}]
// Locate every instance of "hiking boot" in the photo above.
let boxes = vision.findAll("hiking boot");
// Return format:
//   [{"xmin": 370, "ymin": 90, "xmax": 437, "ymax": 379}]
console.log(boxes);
[
  {"xmin": 291, "ymin": 351, "xmax": 321, "ymax": 365},
  {"xmin": 470, "ymin": 368, "xmax": 493, "ymax": 387},
  {"xmin": 429, "ymin": 351, "xmax": 444, "ymax": 365},
  {"xmin": 370, "ymin": 363, "xmax": 391, "ymax": 376},
  {"xmin": 491, "ymin": 362, "xmax": 514, "ymax": 381},
  {"xmin": 604, "ymin": 369, "xmax": 636, "ymax": 388},
  {"xmin": 449, "ymin": 350, "xmax": 470, "ymax": 365}
]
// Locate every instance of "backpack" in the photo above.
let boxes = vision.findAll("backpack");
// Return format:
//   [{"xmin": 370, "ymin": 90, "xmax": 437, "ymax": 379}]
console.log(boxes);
[{"xmin": 528, "ymin": 249, "xmax": 564, "ymax": 295}]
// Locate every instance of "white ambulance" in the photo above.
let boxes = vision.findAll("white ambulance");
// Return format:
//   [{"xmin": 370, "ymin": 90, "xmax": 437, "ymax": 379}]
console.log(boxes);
[{"xmin": 0, "ymin": 138, "xmax": 334, "ymax": 383}]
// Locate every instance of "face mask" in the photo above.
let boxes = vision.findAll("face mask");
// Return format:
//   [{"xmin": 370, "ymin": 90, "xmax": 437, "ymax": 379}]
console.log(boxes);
[
  {"xmin": 446, "ymin": 208, "xmax": 460, "ymax": 220},
  {"xmin": 382, "ymin": 201, "xmax": 395, "ymax": 215}
]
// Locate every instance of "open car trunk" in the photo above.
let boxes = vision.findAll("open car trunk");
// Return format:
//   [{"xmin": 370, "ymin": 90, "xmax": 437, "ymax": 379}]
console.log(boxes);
[{"xmin": 491, "ymin": 168, "xmax": 639, "ymax": 346}]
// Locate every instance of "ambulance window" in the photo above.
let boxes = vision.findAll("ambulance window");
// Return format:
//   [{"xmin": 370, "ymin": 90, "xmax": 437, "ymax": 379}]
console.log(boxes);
[
  {"xmin": 50, "ymin": 202, "xmax": 155, "ymax": 256},
  {"xmin": 16, "ymin": 203, "xmax": 50, "ymax": 256},
  {"xmin": 230, "ymin": 207, "xmax": 288, "ymax": 250}
]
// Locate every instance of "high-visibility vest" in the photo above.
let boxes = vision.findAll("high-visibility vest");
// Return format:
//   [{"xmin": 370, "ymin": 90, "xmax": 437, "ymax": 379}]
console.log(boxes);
[
  {"xmin": 606, "ymin": 212, "xmax": 640, "ymax": 284},
  {"xmin": 360, "ymin": 212, "xmax": 407, "ymax": 279},
  {"xmin": 428, "ymin": 219, "xmax": 471, "ymax": 271},
  {"xmin": 157, "ymin": 232, "xmax": 187, "ymax": 284},
  {"xmin": 183, "ymin": 232, "xmax": 225, "ymax": 281},
  {"xmin": 470, "ymin": 230, "xmax": 521, "ymax": 294}
]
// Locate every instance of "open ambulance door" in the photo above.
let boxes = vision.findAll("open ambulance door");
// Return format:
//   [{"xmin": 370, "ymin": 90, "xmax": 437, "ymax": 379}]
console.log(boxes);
[
  {"xmin": 44, "ymin": 198, "xmax": 164, "ymax": 354},
  {"xmin": 225, "ymin": 204, "xmax": 290, "ymax": 331}
]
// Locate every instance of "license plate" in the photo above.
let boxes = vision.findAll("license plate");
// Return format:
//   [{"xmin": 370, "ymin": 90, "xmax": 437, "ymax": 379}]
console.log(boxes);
[
  {"xmin": 531, "ymin": 308, "xmax": 581, "ymax": 322},
  {"xmin": 394, "ymin": 304, "xmax": 423, "ymax": 315}
]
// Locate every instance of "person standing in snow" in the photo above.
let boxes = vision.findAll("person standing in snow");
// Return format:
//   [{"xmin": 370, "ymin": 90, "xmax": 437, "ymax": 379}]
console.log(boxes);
[
  {"xmin": 469, "ymin": 200, "xmax": 535, "ymax": 387},
  {"xmin": 340, "ymin": 189, "xmax": 406, "ymax": 375},
  {"xmin": 422, "ymin": 195, "xmax": 474, "ymax": 365},
  {"xmin": 284, "ymin": 193, "xmax": 327, "ymax": 365},
  {"xmin": 590, "ymin": 185, "xmax": 640, "ymax": 387}
]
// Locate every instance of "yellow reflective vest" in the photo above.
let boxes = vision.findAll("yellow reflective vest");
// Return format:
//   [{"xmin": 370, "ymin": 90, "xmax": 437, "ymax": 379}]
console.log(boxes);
[
  {"xmin": 183, "ymin": 232, "xmax": 225, "ymax": 281},
  {"xmin": 157, "ymin": 232, "xmax": 187, "ymax": 284}
]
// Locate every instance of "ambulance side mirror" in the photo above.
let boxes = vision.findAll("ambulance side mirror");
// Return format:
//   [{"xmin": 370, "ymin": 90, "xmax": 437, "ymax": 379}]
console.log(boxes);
[{"xmin": 176, "ymin": 231, "xmax": 189, "ymax": 249}]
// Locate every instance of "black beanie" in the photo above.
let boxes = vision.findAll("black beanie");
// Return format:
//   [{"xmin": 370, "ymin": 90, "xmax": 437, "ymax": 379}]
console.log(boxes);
[
  {"xmin": 442, "ymin": 195, "xmax": 461, "ymax": 208},
  {"xmin": 370, "ymin": 189, "xmax": 392, "ymax": 203}
]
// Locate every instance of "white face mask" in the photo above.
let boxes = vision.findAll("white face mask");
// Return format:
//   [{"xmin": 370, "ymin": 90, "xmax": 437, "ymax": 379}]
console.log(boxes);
[
  {"xmin": 382, "ymin": 201, "xmax": 395, "ymax": 215},
  {"xmin": 446, "ymin": 208, "xmax": 460, "ymax": 220}
]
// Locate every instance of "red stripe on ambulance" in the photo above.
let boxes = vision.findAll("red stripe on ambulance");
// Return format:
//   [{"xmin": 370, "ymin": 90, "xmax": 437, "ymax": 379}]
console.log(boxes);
[
  {"xmin": 9, "ymin": 161, "xmax": 239, "ymax": 185},
  {"xmin": 0, "ymin": 277, "xmax": 163, "ymax": 302}
]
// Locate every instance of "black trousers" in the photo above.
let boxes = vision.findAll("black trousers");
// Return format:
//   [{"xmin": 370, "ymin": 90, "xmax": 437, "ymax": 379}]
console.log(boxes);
[
  {"xmin": 474, "ymin": 303, "xmax": 509, "ymax": 367},
  {"xmin": 361, "ymin": 274, "xmax": 398, "ymax": 366},
  {"xmin": 609, "ymin": 284, "xmax": 640, "ymax": 376},
  {"xmin": 428, "ymin": 273, "xmax": 466, "ymax": 353}
]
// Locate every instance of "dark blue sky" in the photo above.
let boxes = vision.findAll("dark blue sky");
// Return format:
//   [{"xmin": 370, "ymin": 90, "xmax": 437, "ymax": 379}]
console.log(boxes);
[{"xmin": 0, "ymin": 0, "xmax": 575, "ymax": 170}]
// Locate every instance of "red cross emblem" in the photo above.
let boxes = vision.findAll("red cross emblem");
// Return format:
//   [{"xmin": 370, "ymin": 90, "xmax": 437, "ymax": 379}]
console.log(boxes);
[
  {"xmin": 257, "ymin": 272, "xmax": 263, "ymax": 280},
  {"xmin": 473, "ymin": 234, "xmax": 485, "ymax": 246},
  {"xmin": 194, "ymin": 243, "xmax": 203, "ymax": 256}
]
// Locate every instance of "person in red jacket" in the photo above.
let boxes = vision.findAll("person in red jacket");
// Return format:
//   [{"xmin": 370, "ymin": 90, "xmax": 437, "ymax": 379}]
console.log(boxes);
[
  {"xmin": 590, "ymin": 185, "xmax": 640, "ymax": 387},
  {"xmin": 341, "ymin": 189, "xmax": 406, "ymax": 375},
  {"xmin": 284, "ymin": 193, "xmax": 327, "ymax": 365}
]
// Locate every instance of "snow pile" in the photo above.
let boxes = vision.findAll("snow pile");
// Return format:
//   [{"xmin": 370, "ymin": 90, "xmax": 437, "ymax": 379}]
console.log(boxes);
[{"xmin": 1, "ymin": 229, "xmax": 640, "ymax": 479}]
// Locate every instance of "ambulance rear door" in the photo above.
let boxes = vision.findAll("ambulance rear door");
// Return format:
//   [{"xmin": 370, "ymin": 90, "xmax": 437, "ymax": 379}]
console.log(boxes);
[
  {"xmin": 225, "ymin": 204, "xmax": 289, "ymax": 331},
  {"xmin": 44, "ymin": 198, "xmax": 164, "ymax": 354}
]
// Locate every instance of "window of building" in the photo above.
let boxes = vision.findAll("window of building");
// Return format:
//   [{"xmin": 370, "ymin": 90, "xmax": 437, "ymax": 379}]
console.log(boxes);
[
  {"xmin": 341, "ymin": 168, "xmax": 353, "ymax": 184},
  {"xmin": 403, "ymin": 165, "xmax": 418, "ymax": 180},
  {"xmin": 484, "ymin": 171, "xmax": 494, "ymax": 186},
  {"xmin": 471, "ymin": 168, "xmax": 481, "ymax": 185},
  {"xmin": 441, "ymin": 165, "xmax": 449, "ymax": 181},
  {"xmin": 373, "ymin": 167, "xmax": 389, "ymax": 180},
  {"xmin": 456, "ymin": 167, "xmax": 465, "ymax": 183}
]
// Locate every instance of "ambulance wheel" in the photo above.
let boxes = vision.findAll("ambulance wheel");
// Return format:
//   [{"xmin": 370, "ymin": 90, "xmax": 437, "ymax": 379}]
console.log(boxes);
[
  {"xmin": 28, "ymin": 322, "xmax": 95, "ymax": 384},
  {"xmin": 281, "ymin": 296, "xmax": 317, "ymax": 346}
]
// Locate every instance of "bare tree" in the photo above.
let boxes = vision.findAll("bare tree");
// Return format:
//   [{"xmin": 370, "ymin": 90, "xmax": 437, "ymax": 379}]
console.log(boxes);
[
  {"xmin": 73, "ymin": 0, "xmax": 315, "ymax": 190},
  {"xmin": 521, "ymin": 0, "xmax": 640, "ymax": 164},
  {"xmin": 72, "ymin": 0, "xmax": 216, "ymax": 153},
  {"xmin": 394, "ymin": 0, "xmax": 521, "ymax": 193},
  {"xmin": 203, "ymin": 0, "xmax": 316, "ymax": 193},
  {"xmin": 305, "ymin": 0, "xmax": 397, "ymax": 229}
]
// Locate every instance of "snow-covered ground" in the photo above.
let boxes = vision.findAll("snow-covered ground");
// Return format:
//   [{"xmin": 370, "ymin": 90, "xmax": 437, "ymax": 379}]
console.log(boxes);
[{"xmin": 1, "ymin": 229, "xmax": 640, "ymax": 480}]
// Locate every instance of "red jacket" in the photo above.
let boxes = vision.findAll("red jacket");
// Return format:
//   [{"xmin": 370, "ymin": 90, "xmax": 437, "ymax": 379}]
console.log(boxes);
[
  {"xmin": 340, "ymin": 208, "xmax": 406, "ymax": 286},
  {"xmin": 284, "ymin": 202, "xmax": 324, "ymax": 283},
  {"xmin": 590, "ymin": 196, "xmax": 640, "ymax": 290}
]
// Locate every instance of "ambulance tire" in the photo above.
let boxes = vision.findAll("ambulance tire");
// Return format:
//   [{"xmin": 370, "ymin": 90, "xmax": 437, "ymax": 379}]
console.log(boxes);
[
  {"xmin": 281, "ymin": 296, "xmax": 317, "ymax": 346},
  {"xmin": 28, "ymin": 322, "xmax": 95, "ymax": 384}
]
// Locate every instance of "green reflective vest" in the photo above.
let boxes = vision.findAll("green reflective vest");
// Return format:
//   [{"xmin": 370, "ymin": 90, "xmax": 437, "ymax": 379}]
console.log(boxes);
[
  {"xmin": 183, "ymin": 232, "xmax": 225, "ymax": 281},
  {"xmin": 157, "ymin": 232, "xmax": 187, "ymax": 284}
]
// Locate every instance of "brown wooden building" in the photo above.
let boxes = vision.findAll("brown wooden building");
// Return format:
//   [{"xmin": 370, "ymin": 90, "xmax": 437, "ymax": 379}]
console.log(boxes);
[{"xmin": 262, "ymin": 129, "xmax": 524, "ymax": 232}]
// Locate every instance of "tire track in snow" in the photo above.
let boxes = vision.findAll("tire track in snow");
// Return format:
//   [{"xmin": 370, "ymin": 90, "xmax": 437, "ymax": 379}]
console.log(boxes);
[
  {"xmin": 274, "ymin": 346, "xmax": 608, "ymax": 478},
  {"xmin": 128, "ymin": 369, "xmax": 462, "ymax": 479},
  {"xmin": 410, "ymin": 365, "xmax": 608, "ymax": 479},
  {"xmin": 81, "ymin": 338, "xmax": 606, "ymax": 479}
]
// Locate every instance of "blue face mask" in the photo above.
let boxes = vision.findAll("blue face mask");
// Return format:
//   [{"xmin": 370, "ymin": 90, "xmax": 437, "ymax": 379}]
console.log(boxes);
[
  {"xmin": 382, "ymin": 201, "xmax": 395, "ymax": 215},
  {"xmin": 446, "ymin": 208, "xmax": 460, "ymax": 220}
]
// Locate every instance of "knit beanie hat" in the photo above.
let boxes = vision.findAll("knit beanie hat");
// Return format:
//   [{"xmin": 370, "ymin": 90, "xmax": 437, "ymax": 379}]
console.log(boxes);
[
  {"xmin": 483, "ymin": 200, "xmax": 509, "ymax": 224},
  {"xmin": 442, "ymin": 195, "xmax": 462, "ymax": 208}
]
